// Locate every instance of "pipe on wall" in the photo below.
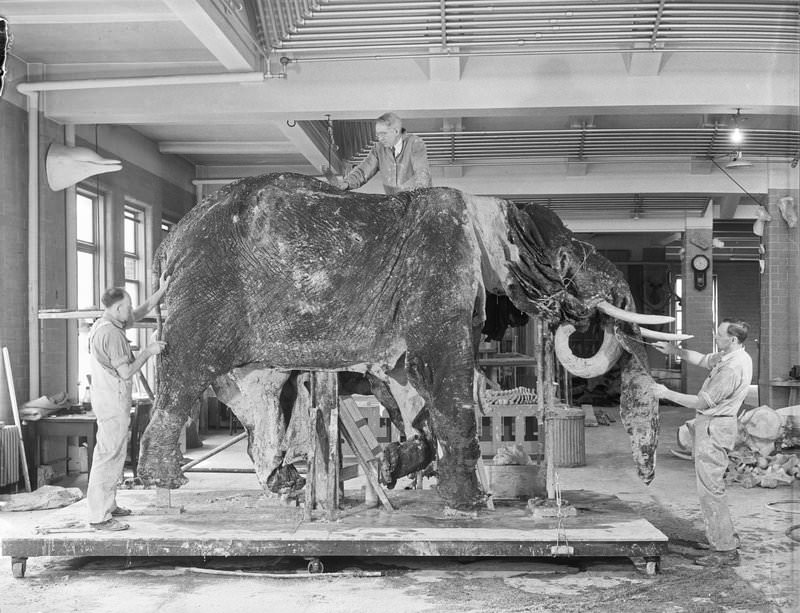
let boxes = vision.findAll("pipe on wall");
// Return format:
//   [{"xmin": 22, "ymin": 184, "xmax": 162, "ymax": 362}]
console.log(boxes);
[
  {"xmin": 65, "ymin": 124, "xmax": 79, "ymax": 402},
  {"xmin": 22, "ymin": 90, "xmax": 40, "ymax": 399}
]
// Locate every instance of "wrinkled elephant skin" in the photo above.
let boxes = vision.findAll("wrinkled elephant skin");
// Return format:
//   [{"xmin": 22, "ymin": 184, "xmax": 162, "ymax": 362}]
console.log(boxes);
[{"xmin": 138, "ymin": 173, "xmax": 661, "ymax": 508}]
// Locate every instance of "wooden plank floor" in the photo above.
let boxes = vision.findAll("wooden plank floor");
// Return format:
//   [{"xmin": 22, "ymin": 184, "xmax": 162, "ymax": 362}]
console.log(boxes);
[{"xmin": 0, "ymin": 489, "xmax": 667, "ymax": 561}]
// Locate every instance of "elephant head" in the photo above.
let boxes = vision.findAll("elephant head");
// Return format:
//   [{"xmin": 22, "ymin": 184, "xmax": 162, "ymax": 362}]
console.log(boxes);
[{"xmin": 488, "ymin": 200, "xmax": 683, "ymax": 483}]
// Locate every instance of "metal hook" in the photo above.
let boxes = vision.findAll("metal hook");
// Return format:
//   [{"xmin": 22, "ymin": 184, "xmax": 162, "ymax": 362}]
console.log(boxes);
[{"xmin": 286, "ymin": 120, "xmax": 296, "ymax": 128}]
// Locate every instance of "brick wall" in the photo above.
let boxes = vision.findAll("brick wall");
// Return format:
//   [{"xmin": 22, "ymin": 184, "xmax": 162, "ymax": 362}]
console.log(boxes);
[
  {"xmin": 715, "ymin": 261, "xmax": 761, "ymax": 383},
  {"xmin": 760, "ymin": 188, "xmax": 800, "ymax": 408},
  {"xmin": 0, "ymin": 99, "xmax": 30, "ymax": 424},
  {"xmin": 682, "ymin": 229, "xmax": 715, "ymax": 394}
]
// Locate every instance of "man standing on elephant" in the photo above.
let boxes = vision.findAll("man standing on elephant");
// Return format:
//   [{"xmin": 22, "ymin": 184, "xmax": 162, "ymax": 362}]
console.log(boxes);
[
  {"xmin": 333, "ymin": 112, "xmax": 432, "ymax": 195},
  {"xmin": 86, "ymin": 273, "xmax": 170, "ymax": 531},
  {"xmin": 651, "ymin": 318, "xmax": 753, "ymax": 567}
]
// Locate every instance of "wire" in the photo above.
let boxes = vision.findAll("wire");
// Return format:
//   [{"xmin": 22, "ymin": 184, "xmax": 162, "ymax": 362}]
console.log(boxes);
[
  {"xmin": 766, "ymin": 500, "xmax": 800, "ymax": 514},
  {"xmin": 710, "ymin": 159, "xmax": 766, "ymax": 207}
]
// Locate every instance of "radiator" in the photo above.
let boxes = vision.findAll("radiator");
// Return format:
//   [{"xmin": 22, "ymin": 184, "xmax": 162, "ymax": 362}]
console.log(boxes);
[{"xmin": 0, "ymin": 425, "xmax": 20, "ymax": 487}]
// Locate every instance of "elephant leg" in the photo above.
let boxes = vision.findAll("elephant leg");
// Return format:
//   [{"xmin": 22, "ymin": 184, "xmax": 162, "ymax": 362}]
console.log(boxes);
[
  {"xmin": 214, "ymin": 367, "xmax": 301, "ymax": 494},
  {"xmin": 383, "ymin": 367, "xmax": 426, "ymax": 439},
  {"xmin": 138, "ymin": 390, "xmax": 199, "ymax": 489},
  {"xmin": 406, "ymin": 324, "xmax": 483, "ymax": 510}
]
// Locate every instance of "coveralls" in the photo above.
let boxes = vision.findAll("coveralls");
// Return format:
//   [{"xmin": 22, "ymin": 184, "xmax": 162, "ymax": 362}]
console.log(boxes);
[
  {"xmin": 342, "ymin": 132, "xmax": 432, "ymax": 195},
  {"xmin": 86, "ymin": 314, "xmax": 134, "ymax": 524},
  {"xmin": 689, "ymin": 347, "xmax": 753, "ymax": 551}
]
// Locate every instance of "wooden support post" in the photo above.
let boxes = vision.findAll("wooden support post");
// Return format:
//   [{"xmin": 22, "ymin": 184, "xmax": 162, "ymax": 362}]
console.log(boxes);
[
  {"xmin": 543, "ymin": 329, "xmax": 556, "ymax": 500},
  {"xmin": 310, "ymin": 371, "xmax": 338, "ymax": 519},
  {"xmin": 150, "ymin": 486, "xmax": 184, "ymax": 514},
  {"xmin": 305, "ymin": 408, "xmax": 317, "ymax": 521},
  {"xmin": 535, "ymin": 319, "xmax": 545, "ymax": 463},
  {"xmin": 3, "ymin": 347, "xmax": 31, "ymax": 492}
]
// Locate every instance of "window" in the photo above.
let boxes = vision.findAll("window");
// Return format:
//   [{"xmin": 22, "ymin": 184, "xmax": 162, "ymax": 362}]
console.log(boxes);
[
  {"xmin": 75, "ymin": 189, "xmax": 103, "ymax": 392},
  {"xmin": 123, "ymin": 205, "xmax": 146, "ymax": 347},
  {"xmin": 479, "ymin": 416, "xmax": 493, "ymax": 442},
  {"xmin": 524, "ymin": 416, "xmax": 538, "ymax": 441},
  {"xmin": 161, "ymin": 218, "xmax": 176, "ymax": 242},
  {"xmin": 501, "ymin": 415, "xmax": 515, "ymax": 441},
  {"xmin": 124, "ymin": 201, "xmax": 157, "ymax": 397},
  {"xmin": 674, "ymin": 274, "xmax": 718, "ymax": 359}
]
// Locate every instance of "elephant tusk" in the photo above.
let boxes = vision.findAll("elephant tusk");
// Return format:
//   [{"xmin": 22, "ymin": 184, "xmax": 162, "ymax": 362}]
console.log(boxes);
[
  {"xmin": 596, "ymin": 300, "xmax": 674, "ymax": 325},
  {"xmin": 554, "ymin": 323, "xmax": 624, "ymax": 378},
  {"xmin": 639, "ymin": 327, "xmax": 694, "ymax": 341}
]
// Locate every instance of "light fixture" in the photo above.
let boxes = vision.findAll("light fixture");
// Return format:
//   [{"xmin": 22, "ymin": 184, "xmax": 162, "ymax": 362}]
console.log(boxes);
[
  {"xmin": 729, "ymin": 109, "xmax": 744, "ymax": 144},
  {"xmin": 726, "ymin": 150, "xmax": 753, "ymax": 169}
]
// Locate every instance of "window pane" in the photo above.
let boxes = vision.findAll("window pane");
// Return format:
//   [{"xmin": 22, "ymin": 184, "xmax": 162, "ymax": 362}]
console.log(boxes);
[
  {"xmin": 77, "ymin": 318, "xmax": 93, "ymax": 393},
  {"xmin": 125, "ymin": 281, "xmax": 140, "ymax": 346},
  {"xmin": 77, "ymin": 250, "xmax": 95, "ymax": 308},
  {"xmin": 124, "ymin": 215, "xmax": 137, "ymax": 254},
  {"xmin": 76, "ymin": 194, "xmax": 94, "ymax": 243},
  {"xmin": 125, "ymin": 280, "xmax": 139, "ymax": 307},
  {"xmin": 124, "ymin": 256, "xmax": 137, "ymax": 280}
]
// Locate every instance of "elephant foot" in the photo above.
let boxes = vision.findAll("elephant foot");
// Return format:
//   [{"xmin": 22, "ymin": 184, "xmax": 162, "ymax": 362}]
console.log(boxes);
[
  {"xmin": 379, "ymin": 438, "xmax": 435, "ymax": 490},
  {"xmin": 435, "ymin": 460, "xmax": 484, "ymax": 510},
  {"xmin": 137, "ymin": 452, "xmax": 189, "ymax": 489},
  {"xmin": 266, "ymin": 464, "xmax": 306, "ymax": 495}
]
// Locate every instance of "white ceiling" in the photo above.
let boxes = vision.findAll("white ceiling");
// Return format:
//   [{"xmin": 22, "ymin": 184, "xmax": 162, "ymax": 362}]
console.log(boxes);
[{"xmin": 2, "ymin": 0, "xmax": 798, "ymax": 230}]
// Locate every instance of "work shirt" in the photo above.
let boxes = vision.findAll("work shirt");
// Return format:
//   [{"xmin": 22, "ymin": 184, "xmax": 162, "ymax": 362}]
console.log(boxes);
[
  {"xmin": 343, "ymin": 132, "xmax": 432, "ymax": 195},
  {"xmin": 696, "ymin": 347, "xmax": 753, "ymax": 417},
  {"xmin": 88, "ymin": 314, "xmax": 134, "ymax": 415}
]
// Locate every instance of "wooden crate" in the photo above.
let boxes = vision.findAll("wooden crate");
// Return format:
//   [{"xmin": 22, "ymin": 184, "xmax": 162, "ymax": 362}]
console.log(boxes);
[{"xmin": 477, "ymin": 404, "xmax": 542, "ymax": 459}]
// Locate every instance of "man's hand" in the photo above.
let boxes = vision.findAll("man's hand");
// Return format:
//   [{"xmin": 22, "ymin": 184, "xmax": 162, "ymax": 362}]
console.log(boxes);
[
  {"xmin": 328, "ymin": 176, "xmax": 349, "ymax": 190},
  {"xmin": 651, "ymin": 383, "xmax": 669, "ymax": 399},
  {"xmin": 158, "ymin": 270, "xmax": 171, "ymax": 293},
  {"xmin": 146, "ymin": 331, "xmax": 167, "ymax": 356},
  {"xmin": 651, "ymin": 341, "xmax": 679, "ymax": 356}
]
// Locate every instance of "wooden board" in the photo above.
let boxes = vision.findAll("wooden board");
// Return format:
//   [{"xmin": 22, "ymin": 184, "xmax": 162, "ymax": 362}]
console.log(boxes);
[{"xmin": 0, "ymin": 489, "xmax": 667, "ymax": 569}]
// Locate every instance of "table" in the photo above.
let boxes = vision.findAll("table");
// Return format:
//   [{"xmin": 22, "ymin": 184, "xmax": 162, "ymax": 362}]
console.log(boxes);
[
  {"xmin": 769, "ymin": 379, "xmax": 800, "ymax": 406},
  {"xmin": 30, "ymin": 413, "xmax": 97, "ymax": 489}
]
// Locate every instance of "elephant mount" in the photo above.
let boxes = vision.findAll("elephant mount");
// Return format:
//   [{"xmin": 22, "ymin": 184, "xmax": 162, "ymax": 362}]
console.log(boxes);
[{"xmin": 137, "ymin": 173, "xmax": 685, "ymax": 511}]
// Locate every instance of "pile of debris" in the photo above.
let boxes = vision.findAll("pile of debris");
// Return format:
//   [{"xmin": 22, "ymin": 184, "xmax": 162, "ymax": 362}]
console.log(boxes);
[{"xmin": 726, "ymin": 449, "xmax": 800, "ymax": 488}]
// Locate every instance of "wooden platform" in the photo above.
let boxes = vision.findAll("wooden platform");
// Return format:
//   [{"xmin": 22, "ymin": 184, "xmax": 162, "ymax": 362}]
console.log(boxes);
[{"xmin": 0, "ymin": 488, "xmax": 667, "ymax": 577}]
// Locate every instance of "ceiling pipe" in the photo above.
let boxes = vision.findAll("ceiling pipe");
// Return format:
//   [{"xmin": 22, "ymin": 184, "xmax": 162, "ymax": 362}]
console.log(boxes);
[{"xmin": 16, "ymin": 71, "xmax": 267, "ymax": 94}]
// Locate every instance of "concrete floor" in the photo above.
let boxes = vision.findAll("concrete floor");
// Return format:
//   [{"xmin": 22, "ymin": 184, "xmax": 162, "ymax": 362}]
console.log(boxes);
[{"xmin": 1, "ymin": 404, "xmax": 798, "ymax": 612}]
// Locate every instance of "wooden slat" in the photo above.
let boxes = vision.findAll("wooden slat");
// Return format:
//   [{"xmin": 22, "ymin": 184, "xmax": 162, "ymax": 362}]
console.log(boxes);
[
  {"xmin": 338, "ymin": 396, "xmax": 394, "ymax": 511},
  {"xmin": 2, "ymin": 347, "xmax": 31, "ymax": 492}
]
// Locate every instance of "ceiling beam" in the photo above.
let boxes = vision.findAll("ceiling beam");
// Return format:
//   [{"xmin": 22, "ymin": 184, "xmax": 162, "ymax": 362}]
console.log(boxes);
[
  {"xmin": 41, "ymin": 56, "xmax": 797, "ymax": 122},
  {"xmin": 159, "ymin": 140, "xmax": 296, "ymax": 155},
  {"xmin": 0, "ymin": 1, "xmax": 178, "ymax": 24},
  {"xmin": 162, "ymin": 0, "xmax": 258, "ymax": 70}
]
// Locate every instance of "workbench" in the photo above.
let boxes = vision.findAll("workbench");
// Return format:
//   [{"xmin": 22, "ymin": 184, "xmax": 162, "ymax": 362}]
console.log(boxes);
[{"xmin": 0, "ymin": 488, "xmax": 667, "ymax": 578}]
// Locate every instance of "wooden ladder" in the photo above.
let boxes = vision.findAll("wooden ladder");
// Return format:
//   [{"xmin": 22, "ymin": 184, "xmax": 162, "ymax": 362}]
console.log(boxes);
[{"xmin": 338, "ymin": 396, "xmax": 394, "ymax": 511}]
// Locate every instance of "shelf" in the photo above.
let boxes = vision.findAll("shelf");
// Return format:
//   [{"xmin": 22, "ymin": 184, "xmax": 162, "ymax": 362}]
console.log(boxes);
[{"xmin": 478, "ymin": 352, "xmax": 537, "ymax": 368}]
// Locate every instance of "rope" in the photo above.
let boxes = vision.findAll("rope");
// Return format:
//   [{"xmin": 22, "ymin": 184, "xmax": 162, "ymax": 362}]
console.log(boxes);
[
  {"xmin": 766, "ymin": 500, "xmax": 800, "ymax": 514},
  {"xmin": 553, "ymin": 471, "xmax": 570, "ymax": 552}
]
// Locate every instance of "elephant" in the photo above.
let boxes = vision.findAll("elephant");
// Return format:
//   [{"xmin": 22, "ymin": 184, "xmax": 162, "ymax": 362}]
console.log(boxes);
[{"xmin": 137, "ymin": 173, "xmax": 681, "ymax": 510}]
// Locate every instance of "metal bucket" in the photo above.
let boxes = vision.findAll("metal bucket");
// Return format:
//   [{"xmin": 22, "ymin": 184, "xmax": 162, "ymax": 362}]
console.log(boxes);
[{"xmin": 546, "ymin": 407, "xmax": 586, "ymax": 467}]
